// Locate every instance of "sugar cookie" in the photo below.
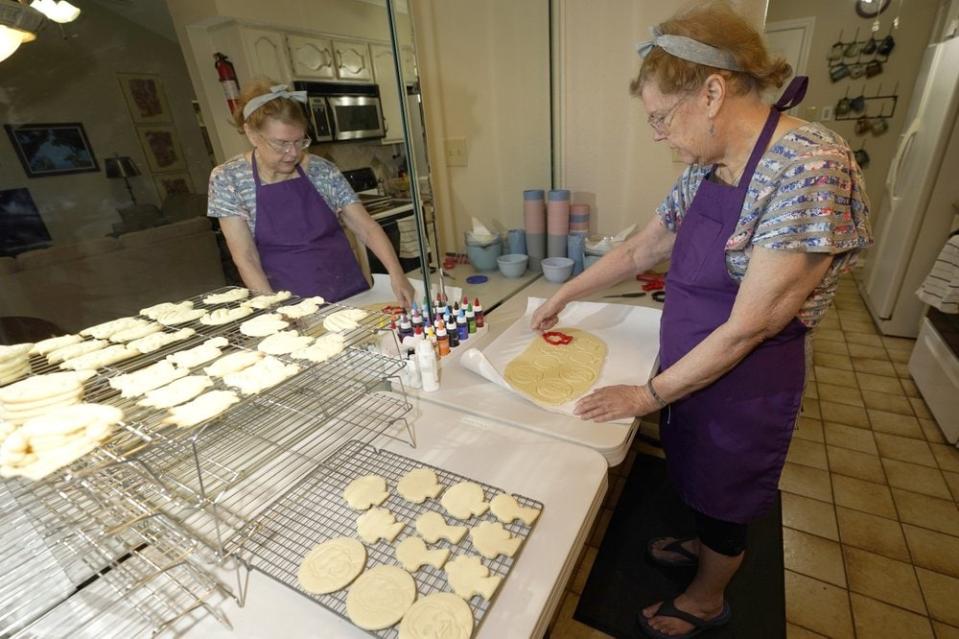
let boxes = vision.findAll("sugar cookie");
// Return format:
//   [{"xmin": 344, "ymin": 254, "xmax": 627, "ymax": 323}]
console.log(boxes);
[
  {"xmin": 440, "ymin": 482, "xmax": 488, "ymax": 520},
  {"xmin": 297, "ymin": 537, "xmax": 366, "ymax": 595}
]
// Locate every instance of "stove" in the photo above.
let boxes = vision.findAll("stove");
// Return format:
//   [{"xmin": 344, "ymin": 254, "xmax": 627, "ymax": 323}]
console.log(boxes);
[{"xmin": 342, "ymin": 167, "xmax": 413, "ymax": 220}]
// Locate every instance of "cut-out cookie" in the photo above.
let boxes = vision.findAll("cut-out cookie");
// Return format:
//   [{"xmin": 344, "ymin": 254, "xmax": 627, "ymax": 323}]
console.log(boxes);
[
  {"xmin": 357, "ymin": 507, "xmax": 405, "ymax": 544},
  {"xmin": 397, "ymin": 467, "xmax": 443, "ymax": 504},
  {"xmin": 346, "ymin": 565, "xmax": 416, "ymax": 631},
  {"xmin": 444, "ymin": 554, "xmax": 502, "ymax": 601},
  {"xmin": 323, "ymin": 308, "xmax": 368, "ymax": 333},
  {"xmin": 441, "ymin": 481, "xmax": 488, "ymax": 520},
  {"xmin": 277, "ymin": 296, "xmax": 325, "ymax": 319},
  {"xmin": 297, "ymin": 537, "xmax": 366, "ymax": 595},
  {"xmin": 469, "ymin": 521, "xmax": 522, "ymax": 559},
  {"xmin": 203, "ymin": 288, "xmax": 249, "ymax": 305},
  {"xmin": 248, "ymin": 291, "xmax": 292, "ymax": 310},
  {"xmin": 415, "ymin": 512, "xmax": 467, "ymax": 545},
  {"xmin": 395, "ymin": 536, "xmax": 450, "ymax": 572},
  {"xmin": 489, "ymin": 493, "xmax": 541, "ymax": 526},
  {"xmin": 398, "ymin": 592, "xmax": 474, "ymax": 639},
  {"xmin": 343, "ymin": 474, "xmax": 389, "ymax": 510}
]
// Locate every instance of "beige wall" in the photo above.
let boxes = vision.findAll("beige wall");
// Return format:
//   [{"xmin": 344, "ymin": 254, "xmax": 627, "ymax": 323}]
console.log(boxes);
[
  {"xmin": 767, "ymin": 0, "xmax": 941, "ymax": 215},
  {"xmin": 554, "ymin": 0, "xmax": 767, "ymax": 238},
  {"xmin": 410, "ymin": 0, "xmax": 552, "ymax": 253},
  {"xmin": 0, "ymin": 2, "xmax": 212, "ymax": 242}
]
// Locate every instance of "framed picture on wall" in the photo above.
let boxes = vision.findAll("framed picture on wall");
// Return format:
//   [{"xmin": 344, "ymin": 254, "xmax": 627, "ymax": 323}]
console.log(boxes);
[
  {"xmin": 154, "ymin": 172, "xmax": 193, "ymax": 200},
  {"xmin": 136, "ymin": 125, "xmax": 187, "ymax": 173},
  {"xmin": 4, "ymin": 123, "xmax": 100, "ymax": 178},
  {"xmin": 117, "ymin": 73, "xmax": 172, "ymax": 124}
]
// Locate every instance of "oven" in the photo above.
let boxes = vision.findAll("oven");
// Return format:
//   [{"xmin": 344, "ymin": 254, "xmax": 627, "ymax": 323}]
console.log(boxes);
[{"xmin": 294, "ymin": 81, "xmax": 384, "ymax": 142}]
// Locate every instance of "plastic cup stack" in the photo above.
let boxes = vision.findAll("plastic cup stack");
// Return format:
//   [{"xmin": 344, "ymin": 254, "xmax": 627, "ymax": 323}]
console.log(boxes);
[
  {"xmin": 570, "ymin": 203, "xmax": 590, "ymax": 235},
  {"xmin": 547, "ymin": 189, "xmax": 570, "ymax": 259},
  {"xmin": 524, "ymin": 189, "xmax": 546, "ymax": 272}
]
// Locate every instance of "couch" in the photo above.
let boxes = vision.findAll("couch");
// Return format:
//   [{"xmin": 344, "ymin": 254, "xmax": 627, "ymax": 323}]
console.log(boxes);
[{"xmin": 0, "ymin": 217, "xmax": 226, "ymax": 334}]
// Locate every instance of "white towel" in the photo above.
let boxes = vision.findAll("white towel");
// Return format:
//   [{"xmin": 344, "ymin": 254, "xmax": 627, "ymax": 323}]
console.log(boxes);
[
  {"xmin": 397, "ymin": 216, "xmax": 422, "ymax": 259},
  {"xmin": 917, "ymin": 235, "xmax": 959, "ymax": 313}
]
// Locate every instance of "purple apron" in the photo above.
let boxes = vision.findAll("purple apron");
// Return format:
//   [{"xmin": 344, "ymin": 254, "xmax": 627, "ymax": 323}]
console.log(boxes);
[
  {"xmin": 659, "ymin": 77, "xmax": 809, "ymax": 524},
  {"xmin": 252, "ymin": 152, "xmax": 369, "ymax": 301}
]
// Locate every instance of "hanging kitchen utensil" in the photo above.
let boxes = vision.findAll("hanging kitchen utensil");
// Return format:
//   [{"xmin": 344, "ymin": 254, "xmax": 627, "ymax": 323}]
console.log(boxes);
[
  {"xmin": 850, "ymin": 85, "xmax": 867, "ymax": 113},
  {"xmin": 871, "ymin": 117, "xmax": 890, "ymax": 135},
  {"xmin": 855, "ymin": 116, "xmax": 872, "ymax": 136},
  {"xmin": 844, "ymin": 28, "xmax": 862, "ymax": 58},
  {"xmin": 828, "ymin": 30, "xmax": 845, "ymax": 62},
  {"xmin": 853, "ymin": 140, "xmax": 870, "ymax": 169},
  {"xmin": 865, "ymin": 58, "xmax": 883, "ymax": 78},
  {"xmin": 877, "ymin": 33, "xmax": 896, "ymax": 56},
  {"xmin": 862, "ymin": 33, "xmax": 878, "ymax": 55},
  {"xmin": 849, "ymin": 62, "xmax": 866, "ymax": 79},
  {"xmin": 836, "ymin": 86, "xmax": 852, "ymax": 116},
  {"xmin": 829, "ymin": 63, "xmax": 850, "ymax": 82}
]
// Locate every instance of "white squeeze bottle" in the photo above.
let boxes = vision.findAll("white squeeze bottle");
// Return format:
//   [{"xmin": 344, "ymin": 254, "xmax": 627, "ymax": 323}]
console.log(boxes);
[
  {"xmin": 406, "ymin": 354, "xmax": 422, "ymax": 390},
  {"xmin": 416, "ymin": 339, "xmax": 439, "ymax": 392}
]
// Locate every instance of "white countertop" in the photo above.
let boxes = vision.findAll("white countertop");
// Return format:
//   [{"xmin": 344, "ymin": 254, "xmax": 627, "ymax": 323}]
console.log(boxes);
[
  {"xmin": 408, "ymin": 277, "xmax": 664, "ymax": 466},
  {"xmin": 435, "ymin": 263, "xmax": 540, "ymax": 312},
  {"xmin": 179, "ymin": 395, "xmax": 608, "ymax": 639}
]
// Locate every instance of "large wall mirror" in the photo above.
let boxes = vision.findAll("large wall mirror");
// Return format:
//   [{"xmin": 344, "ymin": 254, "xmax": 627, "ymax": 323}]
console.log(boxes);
[{"xmin": 0, "ymin": 0, "xmax": 553, "ymax": 342}]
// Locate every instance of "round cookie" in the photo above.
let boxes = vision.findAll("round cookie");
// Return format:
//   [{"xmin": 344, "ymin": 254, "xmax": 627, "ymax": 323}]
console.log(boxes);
[
  {"xmin": 346, "ymin": 565, "xmax": 417, "ymax": 630},
  {"xmin": 297, "ymin": 537, "xmax": 367, "ymax": 595},
  {"xmin": 398, "ymin": 592, "xmax": 474, "ymax": 639}
]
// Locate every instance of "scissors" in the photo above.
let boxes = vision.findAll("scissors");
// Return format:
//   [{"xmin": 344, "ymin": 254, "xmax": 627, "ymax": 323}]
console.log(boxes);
[{"xmin": 603, "ymin": 292, "xmax": 647, "ymax": 299}]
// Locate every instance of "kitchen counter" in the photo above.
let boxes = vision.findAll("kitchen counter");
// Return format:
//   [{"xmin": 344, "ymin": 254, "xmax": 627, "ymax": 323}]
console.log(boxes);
[
  {"xmin": 436, "ymin": 262, "xmax": 541, "ymax": 312},
  {"xmin": 179, "ymin": 395, "xmax": 608, "ymax": 639},
  {"xmin": 408, "ymin": 276, "xmax": 664, "ymax": 466}
]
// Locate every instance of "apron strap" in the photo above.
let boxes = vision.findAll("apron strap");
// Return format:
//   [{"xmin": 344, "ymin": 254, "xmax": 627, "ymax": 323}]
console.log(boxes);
[
  {"xmin": 251, "ymin": 150, "xmax": 309, "ymax": 186},
  {"xmin": 774, "ymin": 76, "xmax": 808, "ymax": 112}
]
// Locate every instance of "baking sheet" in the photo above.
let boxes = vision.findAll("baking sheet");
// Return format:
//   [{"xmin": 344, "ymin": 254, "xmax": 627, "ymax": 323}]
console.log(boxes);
[{"xmin": 459, "ymin": 297, "xmax": 661, "ymax": 425}]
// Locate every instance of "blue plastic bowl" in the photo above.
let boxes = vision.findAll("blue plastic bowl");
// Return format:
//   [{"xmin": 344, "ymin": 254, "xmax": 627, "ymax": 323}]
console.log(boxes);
[
  {"xmin": 541, "ymin": 257, "xmax": 574, "ymax": 283},
  {"xmin": 497, "ymin": 253, "xmax": 528, "ymax": 278},
  {"xmin": 466, "ymin": 240, "xmax": 502, "ymax": 271}
]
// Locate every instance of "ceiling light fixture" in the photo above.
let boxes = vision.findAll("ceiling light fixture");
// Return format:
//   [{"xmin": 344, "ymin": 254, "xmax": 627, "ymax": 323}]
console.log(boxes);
[
  {"xmin": 30, "ymin": 0, "xmax": 79, "ymax": 24},
  {"xmin": 0, "ymin": 0, "xmax": 44, "ymax": 62}
]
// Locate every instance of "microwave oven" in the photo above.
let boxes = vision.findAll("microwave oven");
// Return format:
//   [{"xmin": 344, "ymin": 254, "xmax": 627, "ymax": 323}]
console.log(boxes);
[{"xmin": 293, "ymin": 81, "xmax": 385, "ymax": 143}]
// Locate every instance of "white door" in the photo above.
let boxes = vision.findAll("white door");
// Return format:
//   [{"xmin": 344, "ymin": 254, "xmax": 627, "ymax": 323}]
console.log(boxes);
[{"xmin": 764, "ymin": 18, "xmax": 815, "ymax": 113}]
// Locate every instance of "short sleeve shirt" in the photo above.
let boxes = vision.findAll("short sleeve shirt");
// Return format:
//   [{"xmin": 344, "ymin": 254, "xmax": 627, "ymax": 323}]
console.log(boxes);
[
  {"xmin": 207, "ymin": 154, "xmax": 359, "ymax": 233},
  {"xmin": 656, "ymin": 122, "xmax": 873, "ymax": 328}
]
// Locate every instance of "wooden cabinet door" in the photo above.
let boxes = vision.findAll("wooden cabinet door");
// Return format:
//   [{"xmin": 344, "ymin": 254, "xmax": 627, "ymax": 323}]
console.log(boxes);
[
  {"xmin": 333, "ymin": 39, "xmax": 373, "ymax": 81},
  {"xmin": 370, "ymin": 44, "xmax": 403, "ymax": 144},
  {"xmin": 287, "ymin": 35, "xmax": 336, "ymax": 80},
  {"xmin": 400, "ymin": 46, "xmax": 418, "ymax": 82},
  {"xmin": 241, "ymin": 28, "xmax": 292, "ymax": 85}
]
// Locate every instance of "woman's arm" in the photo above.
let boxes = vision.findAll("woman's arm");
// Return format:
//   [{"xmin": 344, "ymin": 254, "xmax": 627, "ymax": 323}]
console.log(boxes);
[
  {"xmin": 340, "ymin": 202, "xmax": 415, "ymax": 307},
  {"xmin": 574, "ymin": 247, "xmax": 833, "ymax": 421},
  {"xmin": 218, "ymin": 217, "xmax": 273, "ymax": 293},
  {"xmin": 531, "ymin": 216, "xmax": 676, "ymax": 330}
]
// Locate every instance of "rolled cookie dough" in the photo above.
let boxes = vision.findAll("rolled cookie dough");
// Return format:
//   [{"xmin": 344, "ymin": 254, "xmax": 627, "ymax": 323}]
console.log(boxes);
[{"xmin": 503, "ymin": 327, "xmax": 607, "ymax": 405}]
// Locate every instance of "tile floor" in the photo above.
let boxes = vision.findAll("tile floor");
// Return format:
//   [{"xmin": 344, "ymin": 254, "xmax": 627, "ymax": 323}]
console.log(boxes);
[{"xmin": 547, "ymin": 275, "xmax": 959, "ymax": 638}]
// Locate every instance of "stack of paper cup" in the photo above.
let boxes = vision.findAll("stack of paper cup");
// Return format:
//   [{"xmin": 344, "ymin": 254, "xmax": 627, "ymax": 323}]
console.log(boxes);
[
  {"xmin": 547, "ymin": 189, "xmax": 570, "ymax": 258},
  {"xmin": 570, "ymin": 203, "xmax": 590, "ymax": 235},
  {"xmin": 524, "ymin": 189, "xmax": 546, "ymax": 272}
]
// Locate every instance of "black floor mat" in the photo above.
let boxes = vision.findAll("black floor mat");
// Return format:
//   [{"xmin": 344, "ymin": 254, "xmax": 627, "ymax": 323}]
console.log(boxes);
[{"xmin": 574, "ymin": 453, "xmax": 785, "ymax": 639}]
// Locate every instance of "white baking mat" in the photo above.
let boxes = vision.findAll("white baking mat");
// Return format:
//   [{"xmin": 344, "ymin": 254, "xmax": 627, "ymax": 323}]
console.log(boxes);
[{"xmin": 460, "ymin": 297, "xmax": 662, "ymax": 424}]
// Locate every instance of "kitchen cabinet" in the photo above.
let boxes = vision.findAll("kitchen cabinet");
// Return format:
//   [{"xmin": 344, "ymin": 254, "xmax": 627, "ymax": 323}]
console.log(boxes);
[
  {"xmin": 400, "ymin": 45, "xmax": 418, "ymax": 82},
  {"xmin": 286, "ymin": 34, "xmax": 336, "ymax": 80},
  {"xmin": 240, "ymin": 27, "xmax": 292, "ymax": 85},
  {"xmin": 370, "ymin": 44, "xmax": 403, "ymax": 144},
  {"xmin": 332, "ymin": 39, "xmax": 373, "ymax": 81}
]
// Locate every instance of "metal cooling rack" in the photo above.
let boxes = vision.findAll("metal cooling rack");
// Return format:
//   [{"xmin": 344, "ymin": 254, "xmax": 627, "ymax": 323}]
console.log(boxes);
[{"xmin": 231, "ymin": 439, "xmax": 543, "ymax": 639}]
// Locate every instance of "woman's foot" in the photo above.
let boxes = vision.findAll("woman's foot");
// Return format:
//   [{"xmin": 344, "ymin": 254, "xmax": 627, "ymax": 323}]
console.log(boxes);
[
  {"xmin": 640, "ymin": 593, "xmax": 728, "ymax": 637},
  {"xmin": 647, "ymin": 537, "xmax": 701, "ymax": 567}
]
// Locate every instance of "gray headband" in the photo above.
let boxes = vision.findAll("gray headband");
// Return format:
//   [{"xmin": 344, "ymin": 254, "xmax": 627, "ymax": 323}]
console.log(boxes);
[
  {"xmin": 635, "ymin": 25, "xmax": 745, "ymax": 73},
  {"xmin": 242, "ymin": 84, "xmax": 308, "ymax": 119}
]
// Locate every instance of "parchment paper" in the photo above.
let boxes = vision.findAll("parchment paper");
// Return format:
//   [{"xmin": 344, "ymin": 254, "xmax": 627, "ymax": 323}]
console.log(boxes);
[{"xmin": 460, "ymin": 297, "xmax": 661, "ymax": 424}]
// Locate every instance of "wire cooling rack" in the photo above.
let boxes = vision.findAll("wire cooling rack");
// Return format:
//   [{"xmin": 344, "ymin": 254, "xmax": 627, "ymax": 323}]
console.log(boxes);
[{"xmin": 232, "ymin": 440, "xmax": 543, "ymax": 639}]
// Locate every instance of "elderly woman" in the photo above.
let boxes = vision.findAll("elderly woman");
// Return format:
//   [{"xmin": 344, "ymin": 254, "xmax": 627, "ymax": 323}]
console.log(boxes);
[
  {"xmin": 208, "ymin": 80, "xmax": 415, "ymax": 306},
  {"xmin": 532, "ymin": 3, "xmax": 872, "ymax": 638}
]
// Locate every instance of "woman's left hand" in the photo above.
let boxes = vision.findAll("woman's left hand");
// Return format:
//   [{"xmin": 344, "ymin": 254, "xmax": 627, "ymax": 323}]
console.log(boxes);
[
  {"xmin": 574, "ymin": 384, "xmax": 658, "ymax": 422},
  {"xmin": 391, "ymin": 274, "xmax": 416, "ymax": 309}
]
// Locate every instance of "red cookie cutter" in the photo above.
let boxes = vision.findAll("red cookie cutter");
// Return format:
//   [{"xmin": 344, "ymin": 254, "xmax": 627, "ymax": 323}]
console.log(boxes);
[{"xmin": 542, "ymin": 331, "xmax": 574, "ymax": 346}]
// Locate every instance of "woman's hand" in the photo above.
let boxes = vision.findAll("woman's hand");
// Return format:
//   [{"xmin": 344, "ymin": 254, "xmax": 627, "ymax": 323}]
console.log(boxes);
[
  {"xmin": 530, "ymin": 296, "xmax": 566, "ymax": 331},
  {"xmin": 574, "ymin": 384, "xmax": 659, "ymax": 422},
  {"xmin": 391, "ymin": 273, "xmax": 416, "ymax": 309}
]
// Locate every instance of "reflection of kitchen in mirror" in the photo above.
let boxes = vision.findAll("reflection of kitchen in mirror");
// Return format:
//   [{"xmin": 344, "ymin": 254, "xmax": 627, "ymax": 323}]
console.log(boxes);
[{"xmin": 165, "ymin": 0, "xmax": 434, "ymax": 297}]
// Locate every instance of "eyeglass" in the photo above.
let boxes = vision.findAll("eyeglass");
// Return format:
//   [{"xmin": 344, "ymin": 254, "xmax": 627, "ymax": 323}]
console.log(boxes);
[
  {"xmin": 262, "ymin": 135, "xmax": 311, "ymax": 153},
  {"xmin": 647, "ymin": 96, "xmax": 687, "ymax": 133}
]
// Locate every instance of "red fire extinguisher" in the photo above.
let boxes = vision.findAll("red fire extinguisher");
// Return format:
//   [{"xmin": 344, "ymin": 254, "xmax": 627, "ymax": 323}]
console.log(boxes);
[{"xmin": 214, "ymin": 52, "xmax": 240, "ymax": 116}]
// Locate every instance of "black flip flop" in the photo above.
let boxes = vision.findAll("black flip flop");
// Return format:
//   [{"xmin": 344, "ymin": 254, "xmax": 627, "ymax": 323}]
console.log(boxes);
[
  {"xmin": 646, "ymin": 536, "xmax": 698, "ymax": 568},
  {"xmin": 637, "ymin": 598, "xmax": 733, "ymax": 639}
]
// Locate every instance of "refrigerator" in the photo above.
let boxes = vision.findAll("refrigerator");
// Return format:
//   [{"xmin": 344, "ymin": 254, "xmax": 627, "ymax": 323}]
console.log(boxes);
[{"xmin": 861, "ymin": 36, "xmax": 959, "ymax": 338}]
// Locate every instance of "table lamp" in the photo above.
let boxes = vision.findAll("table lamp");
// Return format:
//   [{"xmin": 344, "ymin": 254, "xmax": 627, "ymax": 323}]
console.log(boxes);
[{"xmin": 105, "ymin": 154, "xmax": 140, "ymax": 206}]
